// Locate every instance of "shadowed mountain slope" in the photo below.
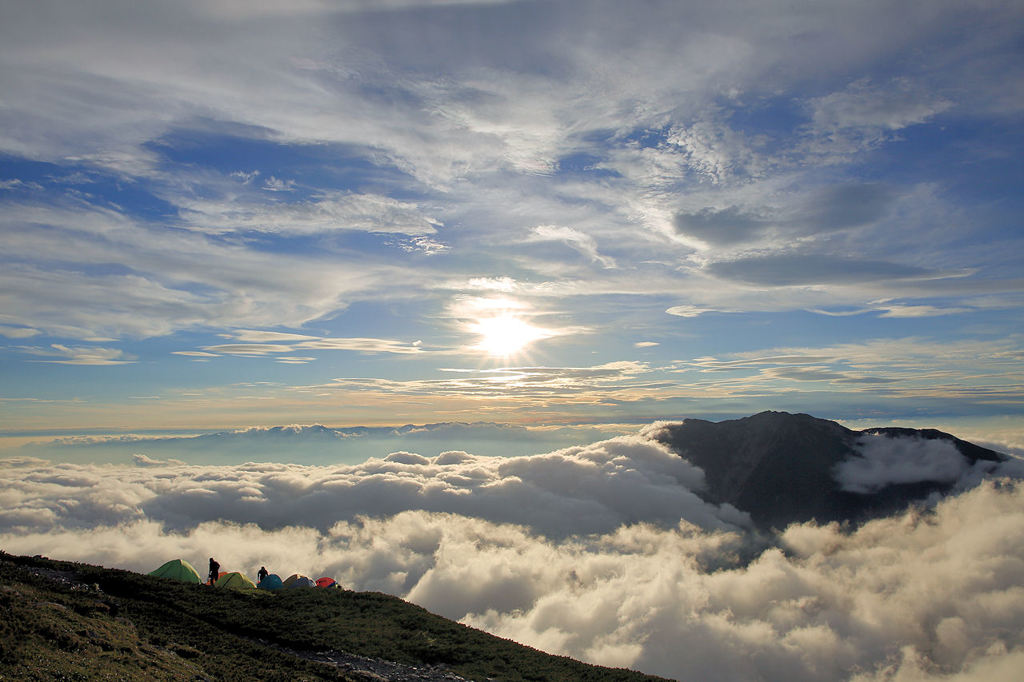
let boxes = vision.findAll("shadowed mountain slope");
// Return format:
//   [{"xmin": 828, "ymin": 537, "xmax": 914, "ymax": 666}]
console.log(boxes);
[{"xmin": 652, "ymin": 411, "xmax": 1006, "ymax": 529}]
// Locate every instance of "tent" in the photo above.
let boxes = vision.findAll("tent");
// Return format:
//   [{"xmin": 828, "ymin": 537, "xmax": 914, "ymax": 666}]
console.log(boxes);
[
  {"xmin": 282, "ymin": 573, "xmax": 311, "ymax": 588},
  {"xmin": 215, "ymin": 571, "xmax": 257, "ymax": 590},
  {"xmin": 258, "ymin": 573, "xmax": 284, "ymax": 590},
  {"xmin": 149, "ymin": 559, "xmax": 201, "ymax": 584},
  {"xmin": 315, "ymin": 577, "xmax": 337, "ymax": 588},
  {"xmin": 289, "ymin": 576, "xmax": 316, "ymax": 588}
]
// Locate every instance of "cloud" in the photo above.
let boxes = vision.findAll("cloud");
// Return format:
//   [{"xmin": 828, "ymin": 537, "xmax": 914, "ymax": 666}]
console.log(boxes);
[
  {"xmin": 462, "ymin": 277, "xmax": 519, "ymax": 292},
  {"xmin": 391, "ymin": 235, "xmax": 450, "ymax": 255},
  {"xmin": 0, "ymin": 447, "xmax": 1022, "ymax": 681},
  {"xmin": 17, "ymin": 343, "xmax": 135, "ymax": 365},
  {"xmin": 261, "ymin": 175, "xmax": 296, "ymax": 192},
  {"xmin": 132, "ymin": 453, "xmax": 185, "ymax": 467},
  {"xmin": 665, "ymin": 305, "xmax": 714, "ymax": 318},
  {"xmin": 807, "ymin": 303, "xmax": 978, "ymax": 318},
  {"xmin": 308, "ymin": 361, "xmax": 660, "ymax": 402},
  {"xmin": 530, "ymin": 225, "xmax": 616, "ymax": 268},
  {"xmin": 810, "ymin": 78, "xmax": 953, "ymax": 133},
  {"xmin": 800, "ymin": 78, "xmax": 956, "ymax": 161},
  {"xmin": 834, "ymin": 434, "xmax": 972, "ymax": 493},
  {"xmin": 674, "ymin": 207, "xmax": 766, "ymax": 246},
  {"xmin": 707, "ymin": 255, "xmax": 932, "ymax": 286},
  {"xmin": 672, "ymin": 182, "xmax": 895, "ymax": 250},
  {"xmin": 762, "ymin": 366, "xmax": 895, "ymax": 383},
  {"xmin": 0, "ymin": 325, "xmax": 41, "ymax": 339},
  {"xmin": 231, "ymin": 329, "xmax": 319, "ymax": 342},
  {"xmin": 673, "ymin": 336, "xmax": 1024, "ymax": 413},
  {"xmin": 200, "ymin": 343, "xmax": 295, "ymax": 356},
  {"xmin": 0, "ymin": 433, "xmax": 746, "ymax": 538},
  {"xmin": 834, "ymin": 433, "xmax": 1024, "ymax": 495},
  {"xmin": 801, "ymin": 183, "xmax": 895, "ymax": 232},
  {"xmin": 0, "ymin": 201, "xmax": 396, "ymax": 340},
  {"xmin": 12, "ymin": 419, "xmax": 644, "ymax": 468},
  {"xmin": 0, "ymin": 0, "xmax": 1019, "ymax": 355},
  {"xmin": 877, "ymin": 304, "xmax": 974, "ymax": 318},
  {"xmin": 0, "ymin": 179, "xmax": 39, "ymax": 191},
  {"xmin": 179, "ymin": 191, "xmax": 443, "ymax": 236},
  {"xmin": 190, "ymin": 330, "xmax": 426, "ymax": 358},
  {"xmin": 294, "ymin": 338, "xmax": 425, "ymax": 354}
]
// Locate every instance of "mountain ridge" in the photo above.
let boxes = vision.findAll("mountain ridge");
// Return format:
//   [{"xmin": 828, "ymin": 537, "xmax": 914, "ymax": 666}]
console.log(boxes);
[
  {"xmin": 651, "ymin": 411, "xmax": 1007, "ymax": 529},
  {"xmin": 0, "ymin": 552, "xmax": 665, "ymax": 681}
]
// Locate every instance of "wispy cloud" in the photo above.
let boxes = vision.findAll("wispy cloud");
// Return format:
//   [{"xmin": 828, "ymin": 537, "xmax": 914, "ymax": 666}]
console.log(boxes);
[
  {"xmin": 0, "ymin": 325, "xmax": 41, "ymax": 339},
  {"xmin": 680, "ymin": 337, "xmax": 1024, "ymax": 403},
  {"xmin": 876, "ymin": 304, "xmax": 975, "ymax": 318},
  {"xmin": 305, "ymin": 361, "xmax": 660, "ymax": 401},
  {"xmin": 0, "ymin": 201, "xmax": 398, "ymax": 339},
  {"xmin": 529, "ymin": 225, "xmax": 616, "ymax": 268},
  {"xmin": 178, "ymin": 191, "xmax": 443, "ymax": 236},
  {"xmin": 809, "ymin": 77, "xmax": 953, "ymax": 134},
  {"xmin": 18, "ymin": 344, "xmax": 135, "ymax": 365},
  {"xmin": 191, "ymin": 330, "xmax": 426, "ymax": 358}
]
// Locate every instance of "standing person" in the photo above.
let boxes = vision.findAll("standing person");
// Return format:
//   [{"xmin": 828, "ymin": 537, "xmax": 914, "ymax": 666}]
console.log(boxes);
[
  {"xmin": 257, "ymin": 566, "xmax": 269, "ymax": 583},
  {"xmin": 208, "ymin": 557, "xmax": 220, "ymax": 585}
]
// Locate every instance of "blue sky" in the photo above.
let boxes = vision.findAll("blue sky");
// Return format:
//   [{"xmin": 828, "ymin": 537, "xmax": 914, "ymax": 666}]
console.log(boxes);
[{"xmin": 1, "ymin": 0, "xmax": 1023, "ymax": 456}]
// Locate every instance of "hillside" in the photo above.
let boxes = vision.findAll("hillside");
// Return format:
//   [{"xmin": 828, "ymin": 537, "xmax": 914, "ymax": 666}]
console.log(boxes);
[
  {"xmin": 0, "ymin": 552, "xmax": 665, "ymax": 681},
  {"xmin": 652, "ymin": 411, "xmax": 1006, "ymax": 529}
]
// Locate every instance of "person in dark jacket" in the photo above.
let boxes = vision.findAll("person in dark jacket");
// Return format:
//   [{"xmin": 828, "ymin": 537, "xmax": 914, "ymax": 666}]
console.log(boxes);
[
  {"xmin": 208, "ymin": 557, "xmax": 220, "ymax": 585},
  {"xmin": 257, "ymin": 566, "xmax": 269, "ymax": 583}
]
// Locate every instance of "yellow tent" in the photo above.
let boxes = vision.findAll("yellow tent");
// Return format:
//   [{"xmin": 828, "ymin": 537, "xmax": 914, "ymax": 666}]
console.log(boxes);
[{"xmin": 215, "ymin": 571, "xmax": 256, "ymax": 590}]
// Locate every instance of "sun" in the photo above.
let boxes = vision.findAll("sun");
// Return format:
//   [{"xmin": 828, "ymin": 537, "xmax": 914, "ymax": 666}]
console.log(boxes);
[{"xmin": 471, "ymin": 314, "xmax": 551, "ymax": 358}]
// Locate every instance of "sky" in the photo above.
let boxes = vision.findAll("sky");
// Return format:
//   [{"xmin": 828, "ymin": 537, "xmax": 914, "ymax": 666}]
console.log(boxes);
[
  {"xmin": 2, "ymin": 4, "xmax": 1024, "ymax": 677},
  {"xmin": 1, "ymin": 0, "xmax": 1022, "ymax": 458}
]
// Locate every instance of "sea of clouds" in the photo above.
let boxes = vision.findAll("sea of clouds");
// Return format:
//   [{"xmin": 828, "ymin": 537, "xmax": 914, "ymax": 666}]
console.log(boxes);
[{"xmin": 2, "ymin": 428, "xmax": 1023, "ymax": 681}]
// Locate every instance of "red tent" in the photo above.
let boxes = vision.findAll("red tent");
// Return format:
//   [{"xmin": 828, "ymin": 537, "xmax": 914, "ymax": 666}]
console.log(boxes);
[{"xmin": 315, "ymin": 577, "xmax": 337, "ymax": 588}]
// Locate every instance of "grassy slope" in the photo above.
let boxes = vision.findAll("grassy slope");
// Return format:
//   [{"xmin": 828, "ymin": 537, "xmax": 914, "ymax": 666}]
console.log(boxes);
[{"xmin": 0, "ymin": 553, "xmax": 664, "ymax": 681}]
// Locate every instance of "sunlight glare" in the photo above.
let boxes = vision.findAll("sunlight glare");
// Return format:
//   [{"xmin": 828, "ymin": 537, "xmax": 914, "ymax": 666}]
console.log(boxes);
[{"xmin": 472, "ymin": 315, "xmax": 550, "ymax": 358}]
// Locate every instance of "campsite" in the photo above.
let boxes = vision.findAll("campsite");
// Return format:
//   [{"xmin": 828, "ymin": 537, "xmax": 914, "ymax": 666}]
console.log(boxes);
[
  {"xmin": 0, "ymin": 551, "xmax": 664, "ymax": 680},
  {"xmin": 149, "ymin": 557, "xmax": 341, "ymax": 592}
]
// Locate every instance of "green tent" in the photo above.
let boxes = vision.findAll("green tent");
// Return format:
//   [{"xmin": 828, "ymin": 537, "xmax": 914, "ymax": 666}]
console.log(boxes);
[
  {"xmin": 215, "ymin": 571, "xmax": 257, "ymax": 590},
  {"xmin": 149, "ymin": 559, "xmax": 202, "ymax": 584}
]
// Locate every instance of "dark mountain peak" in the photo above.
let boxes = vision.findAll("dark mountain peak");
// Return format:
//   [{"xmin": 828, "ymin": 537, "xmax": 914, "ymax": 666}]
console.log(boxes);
[
  {"xmin": 684, "ymin": 411, "xmax": 855, "ymax": 440},
  {"xmin": 653, "ymin": 412, "xmax": 1006, "ymax": 529}
]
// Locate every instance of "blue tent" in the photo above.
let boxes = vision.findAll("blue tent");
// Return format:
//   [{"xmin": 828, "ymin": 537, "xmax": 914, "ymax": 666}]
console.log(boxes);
[{"xmin": 258, "ymin": 573, "xmax": 284, "ymax": 590}]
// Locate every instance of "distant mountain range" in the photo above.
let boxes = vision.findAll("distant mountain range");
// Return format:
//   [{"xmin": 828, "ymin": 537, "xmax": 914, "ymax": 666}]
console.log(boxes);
[{"xmin": 652, "ymin": 411, "xmax": 1007, "ymax": 529}]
